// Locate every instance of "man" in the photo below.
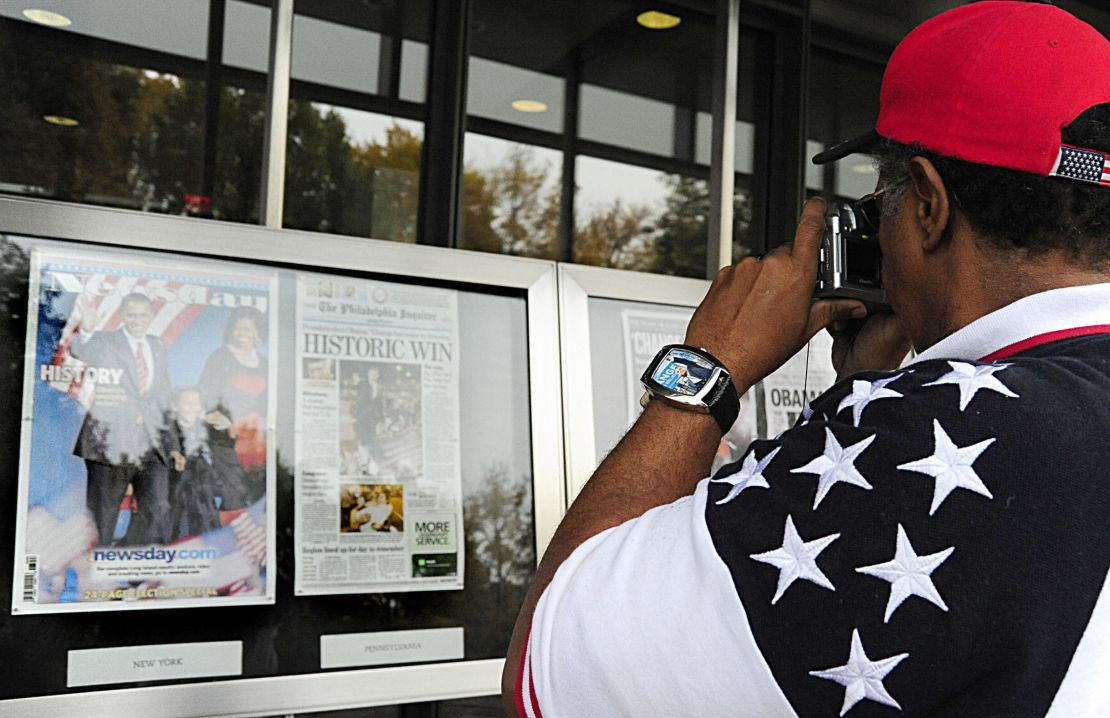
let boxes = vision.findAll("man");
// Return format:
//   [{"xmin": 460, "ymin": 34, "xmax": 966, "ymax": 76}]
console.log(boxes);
[
  {"xmin": 71, "ymin": 292, "xmax": 179, "ymax": 546},
  {"xmin": 505, "ymin": 3, "xmax": 1110, "ymax": 716},
  {"xmin": 355, "ymin": 366, "xmax": 385, "ymax": 467}
]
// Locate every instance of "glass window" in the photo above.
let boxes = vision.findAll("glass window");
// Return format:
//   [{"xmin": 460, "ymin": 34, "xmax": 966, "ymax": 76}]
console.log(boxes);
[
  {"xmin": 572, "ymin": 4, "xmax": 722, "ymax": 278},
  {"xmin": 806, "ymin": 46, "xmax": 884, "ymax": 202},
  {"xmin": 463, "ymin": 0, "xmax": 761, "ymax": 277},
  {"xmin": 835, "ymin": 151, "xmax": 881, "ymax": 198},
  {"xmin": 579, "ymin": 83, "xmax": 673, "ymax": 156},
  {"xmin": 588, "ymin": 298, "xmax": 696, "ymax": 461},
  {"xmin": 468, "ymin": 57, "xmax": 565, "ymax": 134},
  {"xmin": 0, "ymin": 229, "xmax": 537, "ymax": 696},
  {"xmin": 805, "ymin": 139, "xmax": 826, "ymax": 192},
  {"xmin": 282, "ymin": 0, "xmax": 430, "ymax": 241},
  {"xmin": 570, "ymin": 160, "xmax": 752, "ymax": 277},
  {"xmin": 0, "ymin": 0, "xmax": 269, "ymax": 222},
  {"xmin": 576, "ymin": 163, "xmax": 657, "ymax": 270},
  {"xmin": 460, "ymin": 133, "xmax": 562, "ymax": 259},
  {"xmin": 695, "ymin": 116, "xmax": 757, "ymax": 174},
  {"xmin": 224, "ymin": 0, "xmax": 271, "ymax": 72},
  {"xmin": 8, "ymin": 0, "xmax": 210, "ymax": 57},
  {"xmin": 810, "ymin": 0, "xmax": 965, "ymax": 47},
  {"xmin": 293, "ymin": 16, "xmax": 383, "ymax": 94},
  {"xmin": 285, "ymin": 105, "xmax": 424, "ymax": 241},
  {"xmin": 572, "ymin": 142, "xmax": 757, "ymax": 277},
  {"xmin": 399, "ymin": 39, "xmax": 428, "ymax": 104}
]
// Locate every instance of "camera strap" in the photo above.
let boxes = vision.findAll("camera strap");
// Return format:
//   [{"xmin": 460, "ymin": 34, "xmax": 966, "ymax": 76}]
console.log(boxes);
[{"xmin": 802, "ymin": 338, "xmax": 812, "ymax": 406}]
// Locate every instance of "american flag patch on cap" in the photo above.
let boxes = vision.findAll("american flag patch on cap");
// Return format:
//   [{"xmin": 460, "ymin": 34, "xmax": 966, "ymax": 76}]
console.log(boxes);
[{"xmin": 1051, "ymin": 145, "xmax": 1110, "ymax": 186}]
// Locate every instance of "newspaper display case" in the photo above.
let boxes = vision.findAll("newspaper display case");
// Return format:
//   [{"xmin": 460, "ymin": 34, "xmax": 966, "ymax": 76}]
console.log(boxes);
[
  {"xmin": 558, "ymin": 264, "xmax": 711, "ymax": 499},
  {"xmin": 0, "ymin": 195, "xmax": 565, "ymax": 718},
  {"xmin": 558, "ymin": 263, "xmax": 840, "ymax": 501}
]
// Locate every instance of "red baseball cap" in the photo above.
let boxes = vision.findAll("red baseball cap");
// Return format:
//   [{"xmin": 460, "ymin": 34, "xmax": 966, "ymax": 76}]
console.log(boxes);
[{"xmin": 813, "ymin": 1, "xmax": 1110, "ymax": 187}]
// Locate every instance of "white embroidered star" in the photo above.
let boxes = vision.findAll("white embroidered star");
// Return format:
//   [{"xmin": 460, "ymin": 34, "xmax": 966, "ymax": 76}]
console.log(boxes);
[
  {"xmin": 898, "ymin": 419, "xmax": 995, "ymax": 515},
  {"xmin": 837, "ymin": 374, "xmax": 903, "ymax": 426},
  {"xmin": 750, "ymin": 515, "xmax": 839, "ymax": 604},
  {"xmin": 923, "ymin": 361, "xmax": 1018, "ymax": 410},
  {"xmin": 856, "ymin": 524, "xmax": 955, "ymax": 622},
  {"xmin": 714, "ymin": 446, "xmax": 780, "ymax": 505},
  {"xmin": 790, "ymin": 428, "xmax": 876, "ymax": 509},
  {"xmin": 810, "ymin": 629, "xmax": 909, "ymax": 716}
]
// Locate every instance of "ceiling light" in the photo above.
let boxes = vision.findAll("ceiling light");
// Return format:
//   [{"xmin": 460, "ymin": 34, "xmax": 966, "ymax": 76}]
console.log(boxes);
[
  {"xmin": 511, "ymin": 100, "xmax": 548, "ymax": 113},
  {"xmin": 43, "ymin": 115, "xmax": 79, "ymax": 127},
  {"xmin": 22, "ymin": 8, "xmax": 72, "ymax": 27},
  {"xmin": 851, "ymin": 162, "xmax": 876, "ymax": 175},
  {"xmin": 637, "ymin": 10, "xmax": 681, "ymax": 30}
]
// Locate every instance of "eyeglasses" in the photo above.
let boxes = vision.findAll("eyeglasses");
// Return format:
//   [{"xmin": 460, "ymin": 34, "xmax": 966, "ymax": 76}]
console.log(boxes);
[
  {"xmin": 852, "ymin": 179, "xmax": 907, "ymax": 236},
  {"xmin": 852, "ymin": 187, "xmax": 889, "ymax": 236}
]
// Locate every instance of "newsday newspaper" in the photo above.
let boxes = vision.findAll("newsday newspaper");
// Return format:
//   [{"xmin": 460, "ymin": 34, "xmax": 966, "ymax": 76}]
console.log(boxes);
[{"xmin": 12, "ymin": 243, "xmax": 277, "ymax": 614}]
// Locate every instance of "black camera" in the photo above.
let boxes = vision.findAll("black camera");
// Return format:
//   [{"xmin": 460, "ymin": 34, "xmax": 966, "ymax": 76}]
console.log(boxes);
[{"xmin": 815, "ymin": 201, "xmax": 889, "ymax": 310}]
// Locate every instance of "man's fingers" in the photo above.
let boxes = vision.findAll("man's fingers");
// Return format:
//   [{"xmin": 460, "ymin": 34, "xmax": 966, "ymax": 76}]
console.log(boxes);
[
  {"xmin": 804, "ymin": 299, "xmax": 867, "ymax": 341},
  {"xmin": 788, "ymin": 197, "xmax": 828, "ymax": 264}
]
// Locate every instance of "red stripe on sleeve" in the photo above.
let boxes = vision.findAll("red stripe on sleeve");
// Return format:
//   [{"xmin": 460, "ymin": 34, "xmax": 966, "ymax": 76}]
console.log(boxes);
[
  {"xmin": 513, "ymin": 627, "xmax": 545, "ymax": 718},
  {"xmin": 529, "ymin": 649, "xmax": 543, "ymax": 718},
  {"xmin": 514, "ymin": 629, "xmax": 529, "ymax": 718}
]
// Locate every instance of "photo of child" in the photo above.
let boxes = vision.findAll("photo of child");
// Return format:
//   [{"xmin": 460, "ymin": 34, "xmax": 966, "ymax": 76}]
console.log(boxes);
[{"xmin": 166, "ymin": 386, "xmax": 221, "ymax": 542}]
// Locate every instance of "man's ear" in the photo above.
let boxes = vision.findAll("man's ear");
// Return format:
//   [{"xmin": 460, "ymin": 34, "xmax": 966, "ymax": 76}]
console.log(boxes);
[{"xmin": 907, "ymin": 157, "xmax": 951, "ymax": 252}]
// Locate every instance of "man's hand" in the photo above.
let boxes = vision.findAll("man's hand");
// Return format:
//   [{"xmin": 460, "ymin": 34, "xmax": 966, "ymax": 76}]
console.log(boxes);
[
  {"xmin": 170, "ymin": 450, "xmax": 186, "ymax": 472},
  {"xmin": 828, "ymin": 312, "xmax": 912, "ymax": 380},
  {"xmin": 205, "ymin": 411, "xmax": 231, "ymax": 431},
  {"xmin": 685, "ymin": 198, "xmax": 868, "ymax": 392},
  {"xmin": 76, "ymin": 294, "xmax": 100, "ymax": 333}
]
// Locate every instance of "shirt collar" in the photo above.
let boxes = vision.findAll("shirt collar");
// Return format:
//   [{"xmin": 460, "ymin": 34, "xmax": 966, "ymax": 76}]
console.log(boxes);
[
  {"xmin": 907, "ymin": 282, "xmax": 1110, "ymax": 365},
  {"xmin": 122, "ymin": 329, "xmax": 146, "ymax": 347}
]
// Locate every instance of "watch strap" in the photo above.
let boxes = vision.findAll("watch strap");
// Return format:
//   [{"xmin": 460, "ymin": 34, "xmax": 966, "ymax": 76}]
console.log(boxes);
[{"xmin": 704, "ymin": 370, "xmax": 740, "ymax": 434}]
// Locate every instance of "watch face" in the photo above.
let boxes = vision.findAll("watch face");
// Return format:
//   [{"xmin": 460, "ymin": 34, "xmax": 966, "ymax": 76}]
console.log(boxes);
[{"xmin": 649, "ymin": 348, "xmax": 715, "ymax": 398}]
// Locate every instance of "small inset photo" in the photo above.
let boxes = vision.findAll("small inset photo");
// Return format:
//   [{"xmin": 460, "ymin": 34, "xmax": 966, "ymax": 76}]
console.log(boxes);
[
  {"xmin": 302, "ymin": 357, "xmax": 336, "ymax": 381},
  {"xmin": 340, "ymin": 483, "xmax": 404, "ymax": 534},
  {"xmin": 337, "ymin": 360, "xmax": 422, "ymax": 480}
]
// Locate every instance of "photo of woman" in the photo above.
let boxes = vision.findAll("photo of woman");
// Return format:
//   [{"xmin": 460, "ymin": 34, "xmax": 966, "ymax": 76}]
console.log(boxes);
[{"xmin": 198, "ymin": 306, "xmax": 269, "ymax": 522}]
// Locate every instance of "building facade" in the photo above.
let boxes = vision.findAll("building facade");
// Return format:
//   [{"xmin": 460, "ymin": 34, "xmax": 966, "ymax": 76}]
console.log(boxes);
[{"xmin": 1, "ymin": 1, "xmax": 1108, "ymax": 716}]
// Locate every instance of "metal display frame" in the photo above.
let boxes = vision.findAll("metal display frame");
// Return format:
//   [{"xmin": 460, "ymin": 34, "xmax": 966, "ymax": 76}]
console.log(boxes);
[
  {"xmin": 557, "ymin": 263, "xmax": 709, "ymax": 500},
  {"xmin": 0, "ymin": 195, "xmax": 566, "ymax": 718}
]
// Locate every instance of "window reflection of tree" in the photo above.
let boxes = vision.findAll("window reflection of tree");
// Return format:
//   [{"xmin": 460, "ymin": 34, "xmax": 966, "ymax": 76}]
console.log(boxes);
[
  {"xmin": 0, "ymin": 239, "xmax": 30, "ymax": 380},
  {"xmin": 0, "ymin": 41, "xmax": 268, "ymax": 221},
  {"xmin": 458, "ymin": 462, "xmax": 535, "ymax": 655},
  {"xmin": 264, "ymin": 455, "xmax": 537, "ymax": 663},
  {"xmin": 0, "ymin": 40, "xmax": 748, "ymax": 276},
  {"xmin": 290, "ymin": 117, "xmax": 757, "ymax": 274}
]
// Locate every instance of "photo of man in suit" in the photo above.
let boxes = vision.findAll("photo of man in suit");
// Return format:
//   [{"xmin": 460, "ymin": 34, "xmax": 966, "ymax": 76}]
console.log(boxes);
[{"xmin": 69, "ymin": 292, "xmax": 180, "ymax": 546}]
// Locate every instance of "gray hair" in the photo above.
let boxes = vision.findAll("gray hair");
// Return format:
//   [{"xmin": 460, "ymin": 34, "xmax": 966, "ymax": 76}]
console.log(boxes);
[{"xmin": 871, "ymin": 139, "xmax": 918, "ymax": 217}]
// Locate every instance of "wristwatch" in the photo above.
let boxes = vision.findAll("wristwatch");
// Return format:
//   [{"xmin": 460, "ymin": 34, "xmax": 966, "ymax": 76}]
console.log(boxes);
[{"xmin": 640, "ymin": 344, "xmax": 740, "ymax": 434}]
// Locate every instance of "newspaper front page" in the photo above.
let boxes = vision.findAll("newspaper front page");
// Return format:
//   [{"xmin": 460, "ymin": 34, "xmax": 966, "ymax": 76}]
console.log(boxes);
[
  {"xmin": 620, "ymin": 307, "xmax": 759, "ymax": 473},
  {"xmin": 761, "ymin": 331, "xmax": 839, "ymax": 437},
  {"xmin": 12, "ymin": 245, "xmax": 277, "ymax": 614},
  {"xmin": 295, "ymin": 274, "xmax": 463, "ymax": 594}
]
